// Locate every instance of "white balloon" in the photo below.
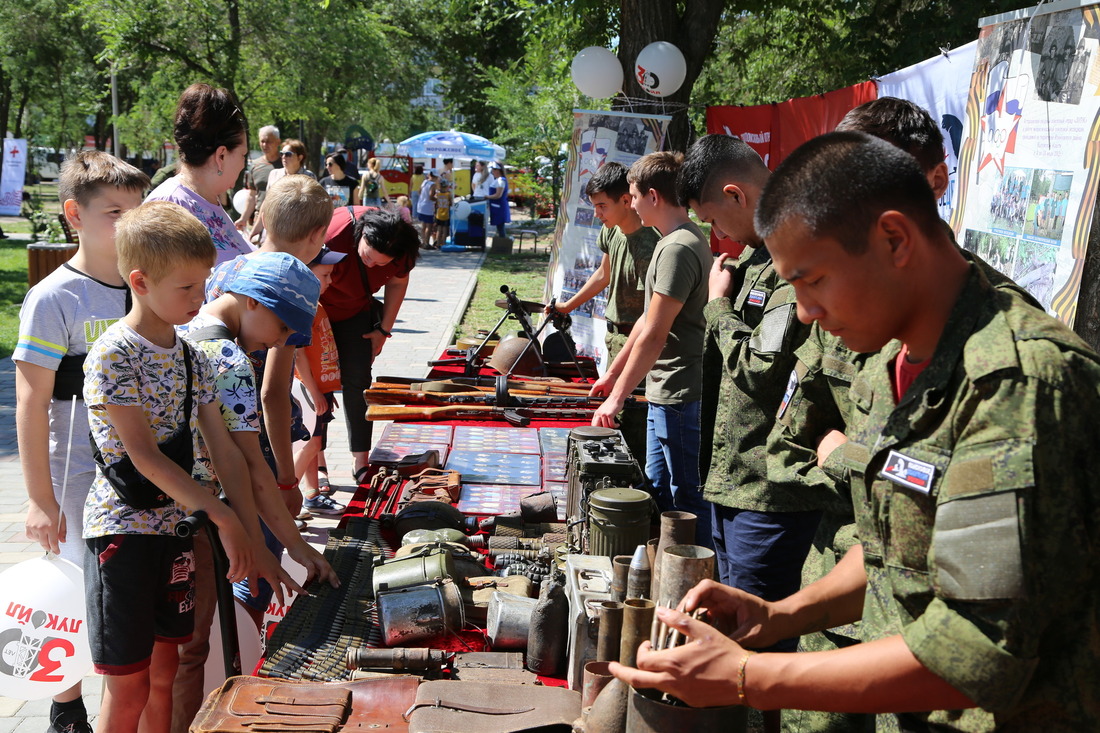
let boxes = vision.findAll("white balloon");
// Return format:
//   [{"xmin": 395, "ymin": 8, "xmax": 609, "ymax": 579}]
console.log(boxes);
[
  {"xmin": 571, "ymin": 47, "xmax": 623, "ymax": 98},
  {"xmin": 232, "ymin": 188, "xmax": 251, "ymax": 214},
  {"xmin": 0, "ymin": 557, "xmax": 92, "ymax": 700},
  {"xmin": 635, "ymin": 42, "xmax": 687, "ymax": 97},
  {"xmin": 454, "ymin": 200, "xmax": 472, "ymax": 221}
]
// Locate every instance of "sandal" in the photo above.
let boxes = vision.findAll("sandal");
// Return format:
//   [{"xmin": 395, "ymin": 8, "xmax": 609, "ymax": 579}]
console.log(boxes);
[
  {"xmin": 353, "ymin": 466, "xmax": 373, "ymax": 486},
  {"xmin": 317, "ymin": 465, "xmax": 332, "ymax": 495}
]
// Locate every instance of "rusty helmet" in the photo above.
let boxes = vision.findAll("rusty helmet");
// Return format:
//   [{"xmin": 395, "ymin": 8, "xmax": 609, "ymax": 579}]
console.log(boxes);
[{"xmin": 487, "ymin": 335, "xmax": 545, "ymax": 376}]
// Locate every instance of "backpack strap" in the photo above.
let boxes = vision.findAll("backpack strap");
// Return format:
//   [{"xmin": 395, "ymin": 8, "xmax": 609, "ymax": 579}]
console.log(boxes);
[{"xmin": 187, "ymin": 324, "xmax": 235, "ymax": 343}]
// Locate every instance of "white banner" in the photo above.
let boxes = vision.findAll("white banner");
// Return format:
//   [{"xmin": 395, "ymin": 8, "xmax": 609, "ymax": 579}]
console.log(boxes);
[
  {"xmin": 0, "ymin": 139, "xmax": 27, "ymax": 216},
  {"xmin": 877, "ymin": 41, "xmax": 978, "ymax": 224},
  {"xmin": 953, "ymin": 5, "xmax": 1100, "ymax": 324},
  {"xmin": 544, "ymin": 110, "xmax": 671, "ymax": 373}
]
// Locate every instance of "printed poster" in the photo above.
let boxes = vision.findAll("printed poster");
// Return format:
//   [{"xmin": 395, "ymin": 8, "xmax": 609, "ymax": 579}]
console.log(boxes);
[
  {"xmin": 877, "ymin": 41, "xmax": 979, "ymax": 224},
  {"xmin": 0, "ymin": 139, "xmax": 27, "ymax": 216},
  {"xmin": 953, "ymin": 4, "xmax": 1100, "ymax": 324},
  {"xmin": 543, "ymin": 109, "xmax": 671, "ymax": 374}
]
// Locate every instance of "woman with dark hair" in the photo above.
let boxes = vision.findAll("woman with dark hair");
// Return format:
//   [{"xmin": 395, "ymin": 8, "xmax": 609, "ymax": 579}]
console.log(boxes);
[
  {"xmin": 322, "ymin": 206, "xmax": 420, "ymax": 481},
  {"xmin": 146, "ymin": 83, "xmax": 252, "ymax": 264},
  {"xmin": 319, "ymin": 152, "xmax": 359, "ymax": 207}
]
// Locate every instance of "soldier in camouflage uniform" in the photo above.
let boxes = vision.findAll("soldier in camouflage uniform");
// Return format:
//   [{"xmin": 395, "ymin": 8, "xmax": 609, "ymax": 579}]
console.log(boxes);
[
  {"xmin": 774, "ymin": 98, "xmax": 1042, "ymax": 733},
  {"xmin": 680, "ymin": 135, "xmax": 822, "ymax": 636},
  {"xmin": 611, "ymin": 132, "xmax": 1100, "ymax": 731}
]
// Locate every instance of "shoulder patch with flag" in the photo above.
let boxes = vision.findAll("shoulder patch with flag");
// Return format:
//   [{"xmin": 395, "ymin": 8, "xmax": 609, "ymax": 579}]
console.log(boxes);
[
  {"xmin": 879, "ymin": 450, "xmax": 935, "ymax": 493},
  {"xmin": 777, "ymin": 369, "xmax": 798, "ymax": 419},
  {"xmin": 747, "ymin": 289, "xmax": 767, "ymax": 307}
]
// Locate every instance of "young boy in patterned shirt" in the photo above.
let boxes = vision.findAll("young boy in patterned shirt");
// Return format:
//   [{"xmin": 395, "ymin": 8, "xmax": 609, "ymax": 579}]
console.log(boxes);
[{"xmin": 82, "ymin": 201, "xmax": 257, "ymax": 733}]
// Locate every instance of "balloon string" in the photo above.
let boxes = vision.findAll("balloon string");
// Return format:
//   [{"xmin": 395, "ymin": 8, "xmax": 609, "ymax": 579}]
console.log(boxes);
[{"xmin": 54, "ymin": 396, "xmax": 78, "ymax": 554}]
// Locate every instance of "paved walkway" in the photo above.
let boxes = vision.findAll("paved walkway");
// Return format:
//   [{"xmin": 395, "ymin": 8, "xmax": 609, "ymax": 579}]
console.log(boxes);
[{"xmin": 0, "ymin": 247, "xmax": 484, "ymax": 731}]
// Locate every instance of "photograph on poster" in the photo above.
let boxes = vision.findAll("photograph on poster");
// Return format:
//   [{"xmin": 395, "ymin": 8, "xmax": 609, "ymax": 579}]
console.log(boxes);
[
  {"xmin": 963, "ymin": 229, "xmax": 1019, "ymax": 278},
  {"xmin": 989, "ymin": 167, "xmax": 1030, "ymax": 233},
  {"xmin": 1035, "ymin": 22, "xmax": 1086, "ymax": 104},
  {"xmin": 615, "ymin": 119, "xmax": 652, "ymax": 155},
  {"xmin": 574, "ymin": 207, "xmax": 597, "ymax": 228},
  {"xmin": 1012, "ymin": 239, "xmax": 1059, "ymax": 309},
  {"xmin": 586, "ymin": 114, "xmax": 622, "ymax": 133},
  {"xmin": 1024, "ymin": 169, "xmax": 1072, "ymax": 241}
]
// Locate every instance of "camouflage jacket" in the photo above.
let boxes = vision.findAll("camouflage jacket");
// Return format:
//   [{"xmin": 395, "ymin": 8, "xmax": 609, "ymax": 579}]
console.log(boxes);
[
  {"xmin": 842, "ymin": 266, "xmax": 1100, "ymax": 731},
  {"xmin": 699, "ymin": 244, "xmax": 813, "ymax": 510},
  {"xmin": 767, "ymin": 247, "xmax": 1043, "ymax": 528}
]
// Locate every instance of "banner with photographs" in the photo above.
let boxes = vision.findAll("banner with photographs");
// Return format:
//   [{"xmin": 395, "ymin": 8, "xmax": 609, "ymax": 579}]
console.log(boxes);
[
  {"xmin": 544, "ymin": 109, "xmax": 671, "ymax": 374},
  {"xmin": 0, "ymin": 140, "xmax": 27, "ymax": 216},
  {"xmin": 953, "ymin": 4, "xmax": 1100, "ymax": 324},
  {"xmin": 877, "ymin": 41, "xmax": 978, "ymax": 225}
]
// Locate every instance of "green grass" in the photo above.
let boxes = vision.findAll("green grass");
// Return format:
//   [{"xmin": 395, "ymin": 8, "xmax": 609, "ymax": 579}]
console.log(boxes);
[
  {"xmin": 0, "ymin": 239, "xmax": 29, "ymax": 359},
  {"xmin": 454, "ymin": 250, "xmax": 552, "ymax": 342},
  {"xmin": 0, "ymin": 182, "xmax": 66, "ymax": 357}
]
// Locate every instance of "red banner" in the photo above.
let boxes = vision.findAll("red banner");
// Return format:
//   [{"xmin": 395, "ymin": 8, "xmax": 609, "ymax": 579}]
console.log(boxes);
[{"xmin": 705, "ymin": 81, "xmax": 879, "ymax": 169}]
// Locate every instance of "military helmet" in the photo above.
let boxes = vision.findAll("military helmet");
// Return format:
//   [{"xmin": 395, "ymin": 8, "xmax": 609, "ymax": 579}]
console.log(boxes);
[{"xmin": 487, "ymin": 335, "xmax": 545, "ymax": 376}]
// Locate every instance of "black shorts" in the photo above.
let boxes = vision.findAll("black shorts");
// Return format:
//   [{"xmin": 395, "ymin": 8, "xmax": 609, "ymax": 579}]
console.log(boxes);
[{"xmin": 84, "ymin": 534, "xmax": 195, "ymax": 675}]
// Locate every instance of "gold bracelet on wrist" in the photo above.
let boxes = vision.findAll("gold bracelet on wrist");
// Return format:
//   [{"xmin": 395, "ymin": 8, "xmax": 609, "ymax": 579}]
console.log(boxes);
[{"xmin": 736, "ymin": 651, "xmax": 756, "ymax": 706}]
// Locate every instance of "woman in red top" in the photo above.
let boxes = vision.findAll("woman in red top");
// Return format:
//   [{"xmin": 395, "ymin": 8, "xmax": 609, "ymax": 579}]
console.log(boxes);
[{"xmin": 322, "ymin": 206, "xmax": 420, "ymax": 481}]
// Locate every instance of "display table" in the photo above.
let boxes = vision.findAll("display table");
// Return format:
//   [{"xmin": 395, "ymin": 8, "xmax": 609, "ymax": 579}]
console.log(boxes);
[{"xmin": 261, "ymin": 364, "xmax": 597, "ymax": 685}]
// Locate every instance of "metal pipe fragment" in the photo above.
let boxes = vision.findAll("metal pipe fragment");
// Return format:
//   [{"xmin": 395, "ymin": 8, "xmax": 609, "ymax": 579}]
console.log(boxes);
[
  {"xmin": 619, "ymin": 598, "xmax": 655, "ymax": 668},
  {"xmin": 596, "ymin": 600, "xmax": 624, "ymax": 663}
]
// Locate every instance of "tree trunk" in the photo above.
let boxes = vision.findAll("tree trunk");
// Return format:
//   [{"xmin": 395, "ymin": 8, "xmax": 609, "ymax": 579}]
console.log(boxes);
[
  {"xmin": 616, "ymin": 0, "xmax": 725, "ymax": 152},
  {"xmin": 306, "ymin": 128, "xmax": 325, "ymax": 177},
  {"xmin": 13, "ymin": 84, "xmax": 30, "ymax": 138}
]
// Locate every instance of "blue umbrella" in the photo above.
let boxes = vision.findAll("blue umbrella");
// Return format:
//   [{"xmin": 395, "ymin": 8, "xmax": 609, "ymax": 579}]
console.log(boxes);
[{"xmin": 397, "ymin": 130, "xmax": 506, "ymax": 161}]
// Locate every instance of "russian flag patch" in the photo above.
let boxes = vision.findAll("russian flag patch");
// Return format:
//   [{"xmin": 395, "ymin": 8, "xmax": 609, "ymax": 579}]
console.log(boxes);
[
  {"xmin": 777, "ymin": 369, "xmax": 798, "ymax": 419},
  {"xmin": 879, "ymin": 450, "xmax": 935, "ymax": 493},
  {"xmin": 747, "ymin": 289, "xmax": 767, "ymax": 307}
]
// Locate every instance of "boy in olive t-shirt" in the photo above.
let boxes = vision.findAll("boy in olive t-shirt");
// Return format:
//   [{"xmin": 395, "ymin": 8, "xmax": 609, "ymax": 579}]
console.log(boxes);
[{"xmin": 590, "ymin": 152, "xmax": 713, "ymax": 547}]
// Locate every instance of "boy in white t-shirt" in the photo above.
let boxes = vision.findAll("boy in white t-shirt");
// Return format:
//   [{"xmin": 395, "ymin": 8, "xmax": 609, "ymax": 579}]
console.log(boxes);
[{"xmin": 13, "ymin": 150, "xmax": 148, "ymax": 733}]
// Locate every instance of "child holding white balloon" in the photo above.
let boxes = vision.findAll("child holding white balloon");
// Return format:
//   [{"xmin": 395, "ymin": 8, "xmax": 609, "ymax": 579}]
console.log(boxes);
[{"xmin": 14, "ymin": 150, "xmax": 149, "ymax": 733}]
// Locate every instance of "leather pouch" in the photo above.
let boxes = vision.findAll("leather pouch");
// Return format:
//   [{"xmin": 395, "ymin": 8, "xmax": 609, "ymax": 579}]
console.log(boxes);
[
  {"xmin": 191, "ymin": 675, "xmax": 419, "ymax": 733},
  {"xmin": 404, "ymin": 468, "xmax": 462, "ymax": 504},
  {"xmin": 404, "ymin": 680, "xmax": 580, "ymax": 733}
]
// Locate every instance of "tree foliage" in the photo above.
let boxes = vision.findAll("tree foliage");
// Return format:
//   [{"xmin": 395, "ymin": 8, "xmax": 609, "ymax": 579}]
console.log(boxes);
[{"xmin": 0, "ymin": 0, "xmax": 1046, "ymax": 178}]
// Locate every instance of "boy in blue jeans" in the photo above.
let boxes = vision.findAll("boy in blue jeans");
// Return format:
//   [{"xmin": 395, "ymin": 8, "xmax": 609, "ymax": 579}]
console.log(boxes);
[
  {"xmin": 14, "ymin": 151, "xmax": 149, "ymax": 733},
  {"xmin": 82, "ymin": 201, "xmax": 257, "ymax": 733}
]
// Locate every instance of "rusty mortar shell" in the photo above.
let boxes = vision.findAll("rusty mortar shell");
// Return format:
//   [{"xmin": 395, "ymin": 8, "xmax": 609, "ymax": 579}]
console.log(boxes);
[{"xmin": 625, "ymin": 544, "xmax": 651, "ymax": 600}]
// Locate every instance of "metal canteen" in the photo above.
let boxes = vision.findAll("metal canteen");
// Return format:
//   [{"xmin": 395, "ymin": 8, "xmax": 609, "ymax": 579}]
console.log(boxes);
[
  {"xmin": 372, "ymin": 542, "xmax": 456, "ymax": 595},
  {"xmin": 376, "ymin": 578, "xmax": 465, "ymax": 646}
]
